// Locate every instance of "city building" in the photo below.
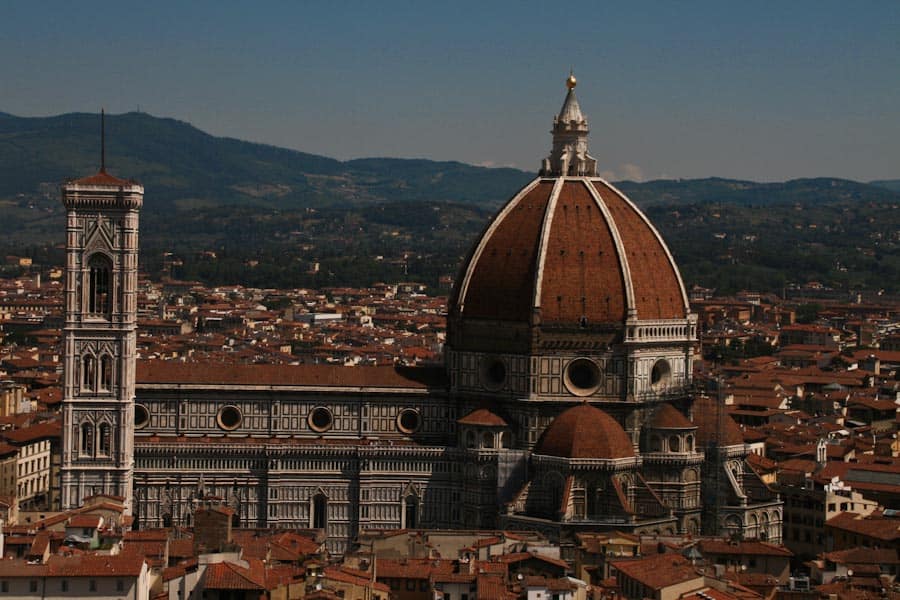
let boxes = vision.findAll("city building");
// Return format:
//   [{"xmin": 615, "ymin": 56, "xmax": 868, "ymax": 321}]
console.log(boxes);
[{"xmin": 61, "ymin": 76, "xmax": 781, "ymax": 554}]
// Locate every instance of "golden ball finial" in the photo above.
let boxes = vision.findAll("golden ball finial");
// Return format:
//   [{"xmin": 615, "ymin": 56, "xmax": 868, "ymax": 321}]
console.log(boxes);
[{"xmin": 566, "ymin": 71, "xmax": 577, "ymax": 89}]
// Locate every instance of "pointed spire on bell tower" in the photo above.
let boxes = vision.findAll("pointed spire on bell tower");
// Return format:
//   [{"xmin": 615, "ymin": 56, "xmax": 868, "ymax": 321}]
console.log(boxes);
[{"xmin": 540, "ymin": 71, "xmax": 598, "ymax": 177}]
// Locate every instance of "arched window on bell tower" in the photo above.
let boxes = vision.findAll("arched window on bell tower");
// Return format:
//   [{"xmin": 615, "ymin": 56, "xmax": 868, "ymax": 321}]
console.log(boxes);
[
  {"xmin": 82, "ymin": 355, "xmax": 96, "ymax": 391},
  {"xmin": 87, "ymin": 254, "xmax": 112, "ymax": 317},
  {"xmin": 98, "ymin": 422, "xmax": 112, "ymax": 456},
  {"xmin": 99, "ymin": 354, "xmax": 113, "ymax": 391},
  {"xmin": 80, "ymin": 422, "xmax": 94, "ymax": 456}
]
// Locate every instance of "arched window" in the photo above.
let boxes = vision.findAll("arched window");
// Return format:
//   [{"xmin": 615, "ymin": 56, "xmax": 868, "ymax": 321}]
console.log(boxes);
[
  {"xmin": 669, "ymin": 435, "xmax": 681, "ymax": 453},
  {"xmin": 312, "ymin": 493, "xmax": 327, "ymax": 530},
  {"xmin": 82, "ymin": 355, "xmax": 96, "ymax": 391},
  {"xmin": 87, "ymin": 254, "xmax": 112, "ymax": 316},
  {"xmin": 99, "ymin": 355, "xmax": 113, "ymax": 391},
  {"xmin": 80, "ymin": 423, "xmax": 94, "ymax": 456},
  {"xmin": 499, "ymin": 431, "xmax": 510, "ymax": 448},
  {"xmin": 760, "ymin": 512, "xmax": 770, "ymax": 541},
  {"xmin": 98, "ymin": 423, "xmax": 111, "ymax": 456},
  {"xmin": 482, "ymin": 431, "xmax": 494, "ymax": 449},
  {"xmin": 724, "ymin": 514, "xmax": 742, "ymax": 536},
  {"xmin": 404, "ymin": 495, "xmax": 418, "ymax": 529},
  {"xmin": 686, "ymin": 434, "xmax": 694, "ymax": 452},
  {"xmin": 465, "ymin": 430, "xmax": 476, "ymax": 449}
]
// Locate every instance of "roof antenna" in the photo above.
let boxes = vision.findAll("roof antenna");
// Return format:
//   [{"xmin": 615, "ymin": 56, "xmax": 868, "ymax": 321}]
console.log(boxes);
[{"xmin": 100, "ymin": 108, "xmax": 106, "ymax": 174}]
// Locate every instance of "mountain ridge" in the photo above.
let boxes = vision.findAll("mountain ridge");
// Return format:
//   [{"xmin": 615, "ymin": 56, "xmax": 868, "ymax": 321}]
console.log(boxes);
[{"xmin": 2, "ymin": 110, "xmax": 899, "ymax": 295}]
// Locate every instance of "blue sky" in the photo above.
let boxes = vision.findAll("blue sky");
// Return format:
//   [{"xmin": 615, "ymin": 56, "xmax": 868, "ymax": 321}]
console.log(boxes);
[{"xmin": 2, "ymin": 1, "xmax": 898, "ymax": 181}]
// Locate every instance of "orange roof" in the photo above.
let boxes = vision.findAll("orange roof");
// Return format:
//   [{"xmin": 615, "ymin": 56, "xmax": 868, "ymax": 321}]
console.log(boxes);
[
  {"xmin": 649, "ymin": 403, "xmax": 695, "ymax": 430},
  {"xmin": 452, "ymin": 178, "xmax": 687, "ymax": 327},
  {"xmin": 67, "ymin": 514, "xmax": 102, "ymax": 528},
  {"xmin": 535, "ymin": 404, "xmax": 635, "ymax": 460},
  {"xmin": 0, "ymin": 554, "xmax": 146, "ymax": 578},
  {"xmin": 458, "ymin": 408, "xmax": 508, "ymax": 427},
  {"xmin": 70, "ymin": 170, "xmax": 135, "ymax": 186},
  {"xmin": 203, "ymin": 559, "xmax": 268, "ymax": 590},
  {"xmin": 136, "ymin": 360, "xmax": 445, "ymax": 389},
  {"xmin": 611, "ymin": 553, "xmax": 700, "ymax": 590}
]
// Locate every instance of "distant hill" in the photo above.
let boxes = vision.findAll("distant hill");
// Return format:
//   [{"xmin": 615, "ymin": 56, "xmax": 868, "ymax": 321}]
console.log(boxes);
[
  {"xmin": 616, "ymin": 176, "xmax": 900, "ymax": 208},
  {"xmin": 2, "ymin": 110, "xmax": 899, "ymax": 294},
  {"xmin": 871, "ymin": 179, "xmax": 900, "ymax": 193},
  {"xmin": 0, "ymin": 111, "xmax": 533, "ymax": 210}
]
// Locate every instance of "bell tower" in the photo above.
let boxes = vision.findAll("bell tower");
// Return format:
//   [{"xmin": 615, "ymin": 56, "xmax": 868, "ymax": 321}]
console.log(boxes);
[{"xmin": 60, "ymin": 116, "xmax": 142, "ymax": 513}]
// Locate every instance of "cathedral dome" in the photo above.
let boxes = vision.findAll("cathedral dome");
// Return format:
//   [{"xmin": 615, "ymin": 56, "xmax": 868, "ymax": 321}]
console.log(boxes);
[
  {"xmin": 534, "ymin": 404, "xmax": 635, "ymax": 459},
  {"xmin": 449, "ymin": 77, "xmax": 688, "ymax": 341}
]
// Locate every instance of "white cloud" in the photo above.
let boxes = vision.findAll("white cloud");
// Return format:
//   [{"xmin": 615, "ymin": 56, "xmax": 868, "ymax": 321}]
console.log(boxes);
[{"xmin": 619, "ymin": 163, "xmax": 645, "ymax": 182}]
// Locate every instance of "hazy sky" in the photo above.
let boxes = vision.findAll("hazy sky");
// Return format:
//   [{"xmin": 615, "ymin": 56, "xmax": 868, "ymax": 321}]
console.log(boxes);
[{"xmin": 2, "ymin": 2, "xmax": 898, "ymax": 182}]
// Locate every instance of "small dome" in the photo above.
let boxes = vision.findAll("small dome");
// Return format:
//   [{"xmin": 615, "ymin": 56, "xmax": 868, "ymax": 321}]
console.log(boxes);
[
  {"xmin": 649, "ymin": 403, "xmax": 696, "ymax": 430},
  {"xmin": 458, "ymin": 408, "xmax": 508, "ymax": 427},
  {"xmin": 535, "ymin": 404, "xmax": 635, "ymax": 459}
]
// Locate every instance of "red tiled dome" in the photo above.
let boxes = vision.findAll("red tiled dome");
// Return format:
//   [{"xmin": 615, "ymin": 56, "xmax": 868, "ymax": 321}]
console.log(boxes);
[
  {"xmin": 649, "ymin": 403, "xmax": 696, "ymax": 430},
  {"xmin": 534, "ymin": 404, "xmax": 635, "ymax": 459},
  {"xmin": 457, "ymin": 408, "xmax": 508, "ymax": 427},
  {"xmin": 450, "ymin": 178, "xmax": 687, "ymax": 327}
]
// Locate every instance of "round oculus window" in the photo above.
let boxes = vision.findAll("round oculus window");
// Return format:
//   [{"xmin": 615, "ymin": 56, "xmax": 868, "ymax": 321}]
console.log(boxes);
[
  {"xmin": 651, "ymin": 360, "xmax": 671, "ymax": 388},
  {"xmin": 397, "ymin": 408, "xmax": 421, "ymax": 434},
  {"xmin": 217, "ymin": 405, "xmax": 243, "ymax": 431},
  {"xmin": 480, "ymin": 357, "xmax": 507, "ymax": 390},
  {"xmin": 134, "ymin": 404, "xmax": 150, "ymax": 429},
  {"xmin": 308, "ymin": 406, "xmax": 334, "ymax": 433},
  {"xmin": 564, "ymin": 358, "xmax": 601, "ymax": 396}
]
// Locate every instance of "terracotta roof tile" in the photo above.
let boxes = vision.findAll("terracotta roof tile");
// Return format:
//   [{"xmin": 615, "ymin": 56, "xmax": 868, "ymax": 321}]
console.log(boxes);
[
  {"xmin": 203, "ymin": 559, "xmax": 267, "ymax": 590},
  {"xmin": 540, "ymin": 180, "xmax": 627, "ymax": 324},
  {"xmin": 457, "ymin": 181, "xmax": 554, "ymax": 321},
  {"xmin": 649, "ymin": 403, "xmax": 696, "ymax": 430},
  {"xmin": 592, "ymin": 181, "xmax": 687, "ymax": 320},
  {"xmin": 136, "ymin": 360, "xmax": 445, "ymax": 389},
  {"xmin": 458, "ymin": 408, "xmax": 508, "ymax": 427},
  {"xmin": 69, "ymin": 170, "xmax": 136, "ymax": 186},
  {"xmin": 454, "ymin": 178, "xmax": 688, "ymax": 327},
  {"xmin": 535, "ymin": 404, "xmax": 635, "ymax": 459},
  {"xmin": 611, "ymin": 553, "xmax": 700, "ymax": 590}
]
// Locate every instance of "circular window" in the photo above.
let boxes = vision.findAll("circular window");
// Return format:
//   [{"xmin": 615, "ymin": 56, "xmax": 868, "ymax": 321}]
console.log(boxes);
[
  {"xmin": 650, "ymin": 360, "xmax": 671, "ymax": 389},
  {"xmin": 480, "ymin": 357, "xmax": 507, "ymax": 391},
  {"xmin": 134, "ymin": 404, "xmax": 150, "ymax": 429},
  {"xmin": 308, "ymin": 406, "xmax": 334, "ymax": 433},
  {"xmin": 217, "ymin": 405, "xmax": 243, "ymax": 431},
  {"xmin": 564, "ymin": 358, "xmax": 601, "ymax": 396},
  {"xmin": 397, "ymin": 408, "xmax": 421, "ymax": 434}
]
